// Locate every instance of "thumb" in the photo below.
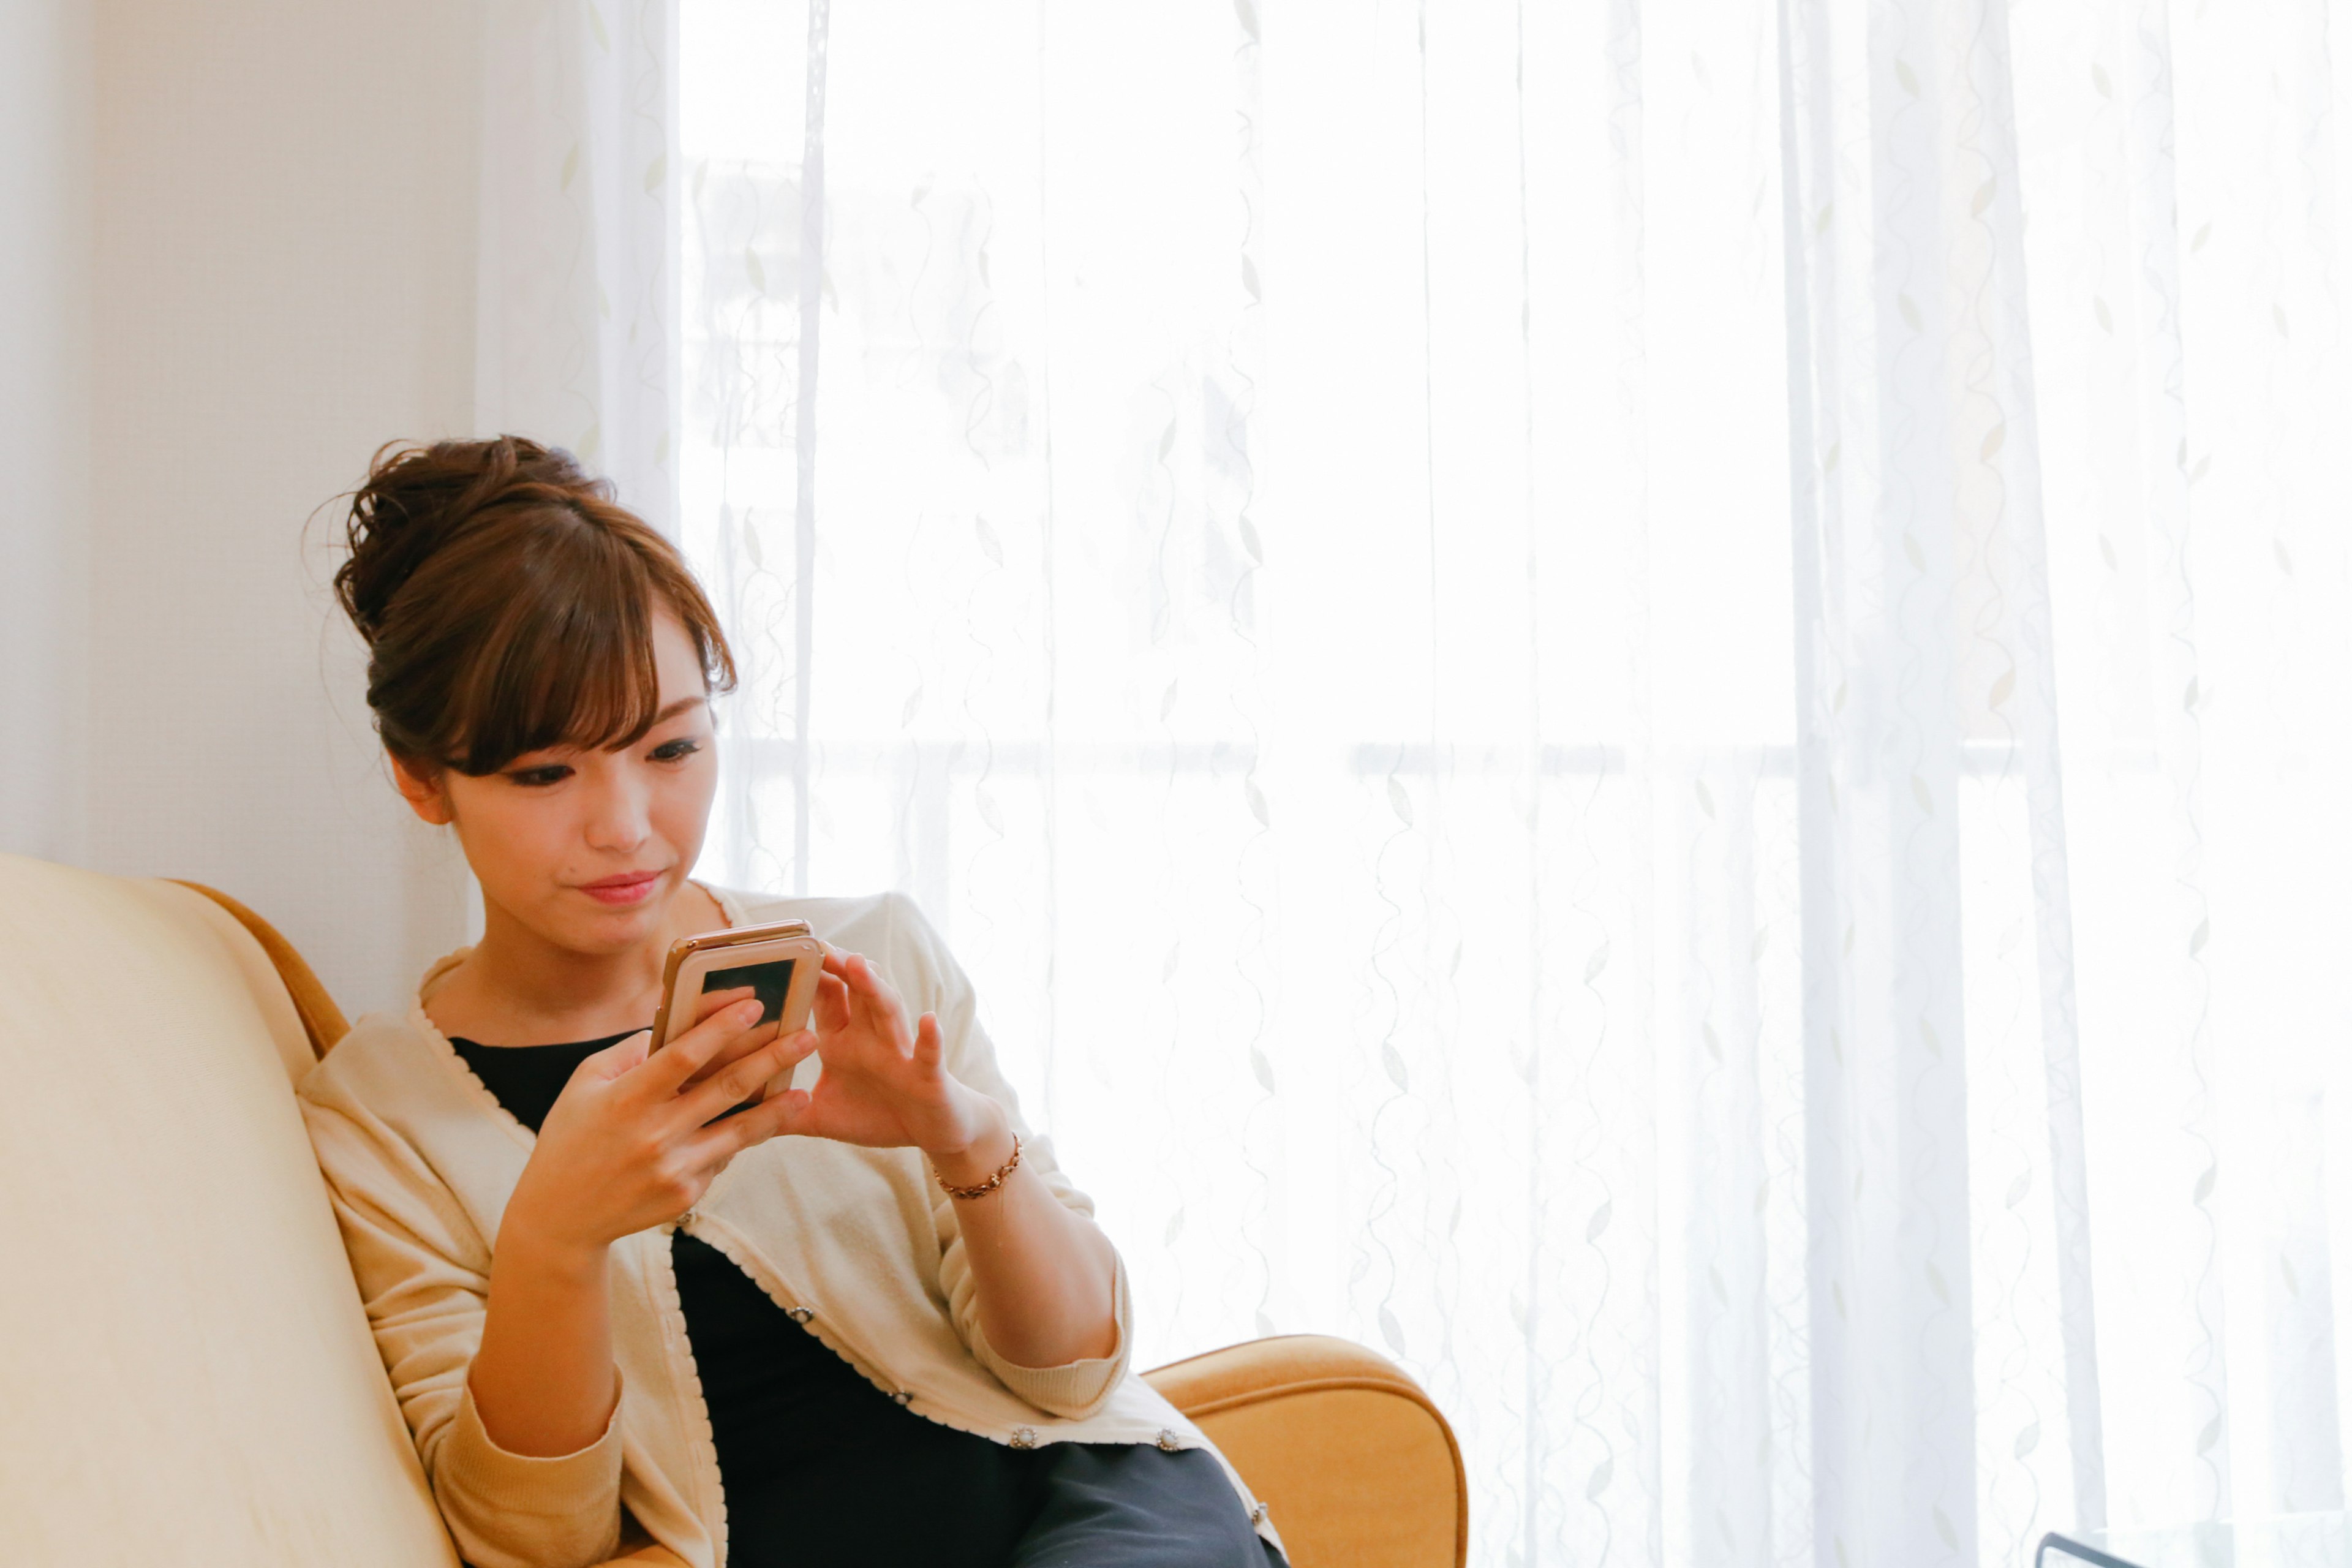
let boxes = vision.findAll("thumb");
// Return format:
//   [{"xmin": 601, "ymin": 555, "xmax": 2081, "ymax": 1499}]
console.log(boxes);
[
  {"xmin": 584, "ymin": 1028, "xmax": 654, "ymax": 1082},
  {"xmin": 760, "ymin": 1085, "xmax": 816, "ymax": 1138}
]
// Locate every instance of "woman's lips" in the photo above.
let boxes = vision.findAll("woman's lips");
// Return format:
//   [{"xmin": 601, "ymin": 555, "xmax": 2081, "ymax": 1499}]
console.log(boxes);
[{"xmin": 579, "ymin": 872, "xmax": 663, "ymax": 906}]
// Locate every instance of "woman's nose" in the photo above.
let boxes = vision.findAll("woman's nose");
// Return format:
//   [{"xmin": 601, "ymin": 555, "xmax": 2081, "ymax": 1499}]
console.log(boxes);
[{"xmin": 582, "ymin": 776, "xmax": 653, "ymax": 851}]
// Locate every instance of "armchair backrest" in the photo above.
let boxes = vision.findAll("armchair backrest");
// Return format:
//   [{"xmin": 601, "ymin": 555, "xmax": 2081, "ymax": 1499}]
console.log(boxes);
[{"xmin": 0, "ymin": 854, "xmax": 459, "ymax": 1567}]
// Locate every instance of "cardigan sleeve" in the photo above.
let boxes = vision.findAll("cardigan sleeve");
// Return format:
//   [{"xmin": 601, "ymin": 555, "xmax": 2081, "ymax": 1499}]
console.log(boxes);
[
  {"xmin": 883, "ymin": 892, "xmax": 1136, "ymax": 1420},
  {"xmin": 297, "ymin": 1089, "xmax": 626, "ymax": 1568}
]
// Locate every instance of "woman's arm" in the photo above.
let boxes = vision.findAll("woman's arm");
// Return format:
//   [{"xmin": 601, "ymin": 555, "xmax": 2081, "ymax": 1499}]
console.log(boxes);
[
  {"xmin": 468, "ymin": 993, "xmax": 818, "ymax": 1456},
  {"xmin": 925, "ymin": 1094, "xmax": 1120, "ymax": 1366},
  {"xmin": 761, "ymin": 947, "xmax": 1123, "ymax": 1370},
  {"xmin": 469, "ymin": 1225, "xmax": 622, "ymax": 1457}
]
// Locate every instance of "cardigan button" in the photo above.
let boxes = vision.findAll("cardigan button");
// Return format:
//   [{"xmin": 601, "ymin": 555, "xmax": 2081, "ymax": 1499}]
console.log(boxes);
[
  {"xmin": 786, "ymin": 1306, "xmax": 814, "ymax": 1324},
  {"xmin": 1156, "ymin": 1427, "xmax": 1181, "ymax": 1452},
  {"xmin": 1009, "ymin": 1426, "xmax": 1038, "ymax": 1449},
  {"xmin": 892, "ymin": 1390, "xmax": 913, "ymax": 1406},
  {"xmin": 1250, "ymin": 1501, "xmax": 1269, "ymax": 1525}
]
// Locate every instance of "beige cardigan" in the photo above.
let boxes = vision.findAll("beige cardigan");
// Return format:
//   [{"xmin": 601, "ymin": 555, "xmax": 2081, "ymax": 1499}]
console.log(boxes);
[{"xmin": 298, "ymin": 886, "xmax": 1276, "ymax": 1568}]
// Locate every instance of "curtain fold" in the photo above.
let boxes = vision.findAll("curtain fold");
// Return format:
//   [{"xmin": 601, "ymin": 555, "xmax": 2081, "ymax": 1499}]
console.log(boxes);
[
  {"xmin": 1777, "ymin": 0, "xmax": 2094, "ymax": 1560},
  {"xmin": 475, "ymin": 0, "xmax": 679, "ymax": 532},
  {"xmin": 480, "ymin": 0, "xmax": 2352, "ymax": 1561}
]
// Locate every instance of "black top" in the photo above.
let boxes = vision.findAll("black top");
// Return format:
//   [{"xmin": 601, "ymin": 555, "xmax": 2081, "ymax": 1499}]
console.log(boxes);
[{"xmin": 450, "ymin": 1033, "xmax": 1051, "ymax": 1563}]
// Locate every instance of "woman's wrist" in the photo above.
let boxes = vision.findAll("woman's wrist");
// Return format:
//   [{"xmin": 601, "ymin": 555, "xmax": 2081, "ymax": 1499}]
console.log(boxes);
[
  {"xmin": 924, "ymin": 1092, "xmax": 1014, "ymax": 1188},
  {"xmin": 496, "ymin": 1199, "xmax": 611, "ymax": 1283}
]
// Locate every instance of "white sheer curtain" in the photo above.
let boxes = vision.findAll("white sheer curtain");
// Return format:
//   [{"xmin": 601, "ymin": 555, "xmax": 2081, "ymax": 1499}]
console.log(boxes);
[
  {"xmin": 475, "ymin": 0, "xmax": 680, "ymax": 533},
  {"xmin": 484, "ymin": 1, "xmax": 2352, "ymax": 1562}
]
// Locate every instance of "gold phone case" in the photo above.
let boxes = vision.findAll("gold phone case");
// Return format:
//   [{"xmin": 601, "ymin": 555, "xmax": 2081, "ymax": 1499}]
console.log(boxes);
[{"xmin": 648, "ymin": 917, "xmax": 818, "ymax": 1050}]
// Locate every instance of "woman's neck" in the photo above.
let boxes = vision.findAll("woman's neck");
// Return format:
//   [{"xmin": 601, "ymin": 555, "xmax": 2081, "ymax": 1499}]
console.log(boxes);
[{"xmin": 427, "ymin": 881, "xmax": 729, "ymax": 1046}]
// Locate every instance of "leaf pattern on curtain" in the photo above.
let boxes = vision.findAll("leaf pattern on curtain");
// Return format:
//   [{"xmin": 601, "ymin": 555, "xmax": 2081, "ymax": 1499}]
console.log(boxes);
[{"xmin": 477, "ymin": 0, "xmax": 2352, "ymax": 1562}]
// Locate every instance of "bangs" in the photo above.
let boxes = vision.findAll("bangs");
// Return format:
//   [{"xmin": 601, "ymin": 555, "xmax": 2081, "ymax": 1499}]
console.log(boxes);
[
  {"xmin": 347, "ymin": 437, "xmax": 738, "ymax": 778},
  {"xmin": 439, "ymin": 513, "xmax": 701, "ymax": 775}
]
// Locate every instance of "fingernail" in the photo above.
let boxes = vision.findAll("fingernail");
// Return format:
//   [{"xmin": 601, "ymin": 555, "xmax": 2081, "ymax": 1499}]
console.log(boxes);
[{"xmin": 737, "ymin": 998, "xmax": 765, "ymax": 1023}]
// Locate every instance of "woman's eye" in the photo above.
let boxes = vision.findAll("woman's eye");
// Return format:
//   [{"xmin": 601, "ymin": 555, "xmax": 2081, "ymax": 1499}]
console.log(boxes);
[
  {"xmin": 653, "ymin": 739, "xmax": 701, "ymax": 763},
  {"xmin": 508, "ymin": 765, "xmax": 571, "ymax": 787}
]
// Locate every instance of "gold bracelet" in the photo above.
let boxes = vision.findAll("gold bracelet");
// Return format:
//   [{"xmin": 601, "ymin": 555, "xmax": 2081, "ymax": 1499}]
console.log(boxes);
[{"xmin": 936, "ymin": 1131, "xmax": 1022, "ymax": 1200}]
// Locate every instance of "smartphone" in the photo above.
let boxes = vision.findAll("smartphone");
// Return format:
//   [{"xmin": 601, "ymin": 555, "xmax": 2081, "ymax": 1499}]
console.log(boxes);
[{"xmin": 648, "ymin": 918, "xmax": 825, "ymax": 1100}]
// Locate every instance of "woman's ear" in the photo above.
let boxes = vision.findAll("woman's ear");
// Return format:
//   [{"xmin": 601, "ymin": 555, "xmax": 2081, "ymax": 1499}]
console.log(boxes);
[{"xmin": 389, "ymin": 753, "xmax": 456, "ymax": 826}]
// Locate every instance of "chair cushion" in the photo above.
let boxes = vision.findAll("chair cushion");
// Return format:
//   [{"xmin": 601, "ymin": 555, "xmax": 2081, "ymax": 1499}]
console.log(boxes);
[{"xmin": 0, "ymin": 856, "xmax": 459, "ymax": 1566}]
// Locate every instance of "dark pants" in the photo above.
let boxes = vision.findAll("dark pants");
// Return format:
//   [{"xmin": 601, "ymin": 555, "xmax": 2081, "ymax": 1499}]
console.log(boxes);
[
  {"xmin": 1009, "ymin": 1444, "xmax": 1287, "ymax": 1568},
  {"xmin": 722, "ymin": 1433, "xmax": 1287, "ymax": 1567}
]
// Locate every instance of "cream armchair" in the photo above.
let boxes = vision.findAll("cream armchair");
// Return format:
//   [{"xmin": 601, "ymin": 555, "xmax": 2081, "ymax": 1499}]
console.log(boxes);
[{"xmin": 0, "ymin": 855, "xmax": 1464, "ymax": 1568}]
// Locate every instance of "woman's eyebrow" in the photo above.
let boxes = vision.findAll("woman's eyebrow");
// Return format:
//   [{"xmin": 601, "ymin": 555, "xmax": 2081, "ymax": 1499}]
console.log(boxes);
[{"xmin": 654, "ymin": 695, "xmax": 708, "ymax": 723}]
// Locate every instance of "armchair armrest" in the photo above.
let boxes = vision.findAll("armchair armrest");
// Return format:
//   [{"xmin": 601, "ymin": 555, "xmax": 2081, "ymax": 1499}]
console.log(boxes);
[{"xmin": 1144, "ymin": 1334, "xmax": 1466, "ymax": 1568}]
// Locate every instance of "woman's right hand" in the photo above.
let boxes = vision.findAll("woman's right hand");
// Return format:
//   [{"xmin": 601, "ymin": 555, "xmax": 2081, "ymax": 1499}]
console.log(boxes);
[{"xmin": 499, "ymin": 989, "xmax": 820, "ymax": 1258}]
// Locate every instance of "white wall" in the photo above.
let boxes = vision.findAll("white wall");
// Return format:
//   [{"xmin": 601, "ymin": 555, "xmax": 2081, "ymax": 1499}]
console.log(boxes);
[
  {"xmin": 4, "ymin": 1, "xmax": 490, "ymax": 1012},
  {"xmin": 0, "ymin": 0, "xmax": 92, "ymax": 870}
]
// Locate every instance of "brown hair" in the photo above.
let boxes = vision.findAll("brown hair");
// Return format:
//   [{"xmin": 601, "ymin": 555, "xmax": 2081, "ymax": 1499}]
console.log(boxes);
[{"xmin": 333, "ymin": 435, "xmax": 736, "ymax": 776}]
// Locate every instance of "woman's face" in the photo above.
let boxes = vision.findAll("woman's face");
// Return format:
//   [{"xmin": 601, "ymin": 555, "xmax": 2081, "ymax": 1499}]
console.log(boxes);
[{"xmin": 393, "ymin": 609, "xmax": 720, "ymax": 956}]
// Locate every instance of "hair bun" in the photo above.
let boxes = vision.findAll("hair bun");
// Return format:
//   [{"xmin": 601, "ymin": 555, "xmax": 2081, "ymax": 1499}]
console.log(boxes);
[
  {"xmin": 328, "ymin": 434, "xmax": 734, "ymax": 774},
  {"xmin": 333, "ymin": 435, "xmax": 609, "ymax": 644}
]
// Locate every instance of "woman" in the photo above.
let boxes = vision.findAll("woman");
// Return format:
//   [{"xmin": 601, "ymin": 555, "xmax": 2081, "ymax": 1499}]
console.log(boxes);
[{"xmin": 297, "ymin": 437, "xmax": 1284, "ymax": 1568}]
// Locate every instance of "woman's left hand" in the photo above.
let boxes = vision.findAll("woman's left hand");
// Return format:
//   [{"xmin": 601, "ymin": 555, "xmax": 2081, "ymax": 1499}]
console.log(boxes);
[
  {"xmin": 766, "ymin": 945, "xmax": 1004, "ymax": 1164},
  {"xmin": 777, "ymin": 945, "xmax": 1117, "ymax": 1367}
]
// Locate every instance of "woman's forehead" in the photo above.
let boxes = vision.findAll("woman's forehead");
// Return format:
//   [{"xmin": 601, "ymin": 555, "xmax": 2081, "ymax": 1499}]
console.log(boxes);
[{"xmin": 649, "ymin": 611, "xmax": 710, "ymax": 704}]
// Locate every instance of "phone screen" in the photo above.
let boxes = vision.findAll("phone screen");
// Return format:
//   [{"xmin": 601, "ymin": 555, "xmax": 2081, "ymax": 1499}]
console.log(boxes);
[{"xmin": 705, "ymin": 956, "xmax": 799, "ymax": 1027}]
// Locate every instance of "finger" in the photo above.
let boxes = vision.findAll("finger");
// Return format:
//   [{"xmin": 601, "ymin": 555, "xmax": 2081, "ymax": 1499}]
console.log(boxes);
[
  {"xmin": 815, "ymin": 970, "xmax": 853, "ymax": 1035},
  {"xmin": 816, "ymin": 942, "xmax": 867, "ymax": 1003},
  {"xmin": 676, "ymin": 1028, "xmax": 815, "ymax": 1126},
  {"xmin": 834, "ymin": 949, "xmax": 886, "ymax": 998},
  {"xmin": 913, "ymin": 1011, "xmax": 943, "ymax": 1072},
  {"xmin": 685, "ymin": 1083, "xmax": 812, "ymax": 1165},
  {"xmin": 692, "ymin": 985, "xmax": 758, "ymax": 1025},
  {"xmin": 826, "ymin": 948, "xmax": 902, "ymax": 1014},
  {"xmin": 639, "ymin": 995, "xmax": 769, "ymax": 1095},
  {"xmin": 679, "ymin": 1018, "xmax": 782, "ymax": 1090},
  {"xmin": 780, "ymin": 1025, "xmax": 821, "ymax": 1067},
  {"xmin": 826, "ymin": 949, "xmax": 873, "ymax": 1008},
  {"xmin": 843, "ymin": 954, "xmax": 913, "ymax": 1049}
]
